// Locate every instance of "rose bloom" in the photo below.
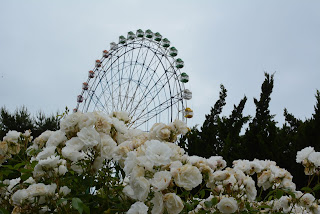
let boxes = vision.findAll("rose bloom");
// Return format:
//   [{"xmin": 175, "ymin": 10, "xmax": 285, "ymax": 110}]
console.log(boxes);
[
  {"xmin": 151, "ymin": 192, "xmax": 164, "ymax": 214},
  {"xmin": 173, "ymin": 164, "xmax": 202, "ymax": 190},
  {"xmin": 99, "ymin": 133, "xmax": 117, "ymax": 160},
  {"xmin": 127, "ymin": 201, "xmax": 148, "ymax": 214},
  {"xmin": 130, "ymin": 176, "xmax": 150, "ymax": 201},
  {"xmin": 300, "ymin": 193, "xmax": 315, "ymax": 207},
  {"xmin": 3, "ymin": 130, "xmax": 21, "ymax": 143},
  {"xmin": 77, "ymin": 127, "xmax": 100, "ymax": 147},
  {"xmin": 296, "ymin": 146, "xmax": 315, "ymax": 163},
  {"xmin": 172, "ymin": 119, "xmax": 189, "ymax": 135},
  {"xmin": 46, "ymin": 130, "xmax": 67, "ymax": 147},
  {"xmin": 144, "ymin": 140, "xmax": 173, "ymax": 166},
  {"xmin": 163, "ymin": 193, "xmax": 184, "ymax": 214},
  {"xmin": 149, "ymin": 123, "xmax": 171, "ymax": 141},
  {"xmin": 151, "ymin": 171, "xmax": 172, "ymax": 191},
  {"xmin": 217, "ymin": 197, "xmax": 238, "ymax": 214}
]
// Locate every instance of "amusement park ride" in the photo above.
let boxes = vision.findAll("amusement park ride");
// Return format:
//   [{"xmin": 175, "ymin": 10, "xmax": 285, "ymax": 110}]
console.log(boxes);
[{"xmin": 74, "ymin": 29, "xmax": 193, "ymax": 131}]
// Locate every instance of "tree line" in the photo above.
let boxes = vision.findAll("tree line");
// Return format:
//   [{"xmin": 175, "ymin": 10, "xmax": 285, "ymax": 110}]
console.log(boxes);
[
  {"xmin": 0, "ymin": 106, "xmax": 60, "ymax": 140},
  {"xmin": 178, "ymin": 73, "xmax": 320, "ymax": 189}
]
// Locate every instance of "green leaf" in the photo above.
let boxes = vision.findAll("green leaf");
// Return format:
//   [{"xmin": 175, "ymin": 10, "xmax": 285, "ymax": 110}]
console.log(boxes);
[
  {"xmin": 14, "ymin": 162, "xmax": 25, "ymax": 170},
  {"xmin": 204, "ymin": 201, "xmax": 213, "ymax": 208},
  {"xmin": 20, "ymin": 173, "xmax": 31, "ymax": 181},
  {"xmin": 199, "ymin": 189, "xmax": 205, "ymax": 198},
  {"xmin": 72, "ymin": 197, "xmax": 84, "ymax": 214},
  {"xmin": 211, "ymin": 197, "xmax": 218, "ymax": 205},
  {"xmin": 83, "ymin": 204, "xmax": 90, "ymax": 214},
  {"xmin": 1, "ymin": 169, "xmax": 14, "ymax": 176},
  {"xmin": 0, "ymin": 207, "xmax": 10, "ymax": 214},
  {"xmin": 19, "ymin": 168, "xmax": 33, "ymax": 173},
  {"xmin": 313, "ymin": 184, "xmax": 320, "ymax": 192},
  {"xmin": 31, "ymin": 161, "xmax": 38, "ymax": 168},
  {"xmin": 1, "ymin": 165, "xmax": 14, "ymax": 169},
  {"xmin": 275, "ymin": 189, "xmax": 284, "ymax": 199},
  {"xmin": 301, "ymin": 187, "xmax": 312, "ymax": 193}
]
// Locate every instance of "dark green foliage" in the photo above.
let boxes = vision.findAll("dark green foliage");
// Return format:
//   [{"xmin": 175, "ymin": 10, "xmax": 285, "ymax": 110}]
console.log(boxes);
[
  {"xmin": 243, "ymin": 73, "xmax": 278, "ymax": 161},
  {"xmin": 0, "ymin": 106, "xmax": 60, "ymax": 140},
  {"xmin": 179, "ymin": 73, "xmax": 320, "ymax": 189}
]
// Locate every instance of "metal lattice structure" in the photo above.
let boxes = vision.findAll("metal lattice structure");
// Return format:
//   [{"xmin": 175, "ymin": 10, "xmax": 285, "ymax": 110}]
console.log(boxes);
[{"xmin": 75, "ymin": 29, "xmax": 193, "ymax": 131}]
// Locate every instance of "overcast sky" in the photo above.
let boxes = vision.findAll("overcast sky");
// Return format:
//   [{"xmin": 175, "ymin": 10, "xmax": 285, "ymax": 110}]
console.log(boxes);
[{"xmin": 0, "ymin": 0, "xmax": 319, "ymax": 128}]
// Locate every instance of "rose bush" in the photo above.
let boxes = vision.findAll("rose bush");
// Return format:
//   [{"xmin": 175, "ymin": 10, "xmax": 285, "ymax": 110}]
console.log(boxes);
[{"xmin": 0, "ymin": 111, "xmax": 319, "ymax": 214}]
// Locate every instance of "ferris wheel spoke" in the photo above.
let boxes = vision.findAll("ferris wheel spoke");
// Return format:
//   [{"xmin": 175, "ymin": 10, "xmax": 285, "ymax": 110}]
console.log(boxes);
[
  {"xmin": 129, "ymin": 58, "xmax": 175, "ymax": 117},
  {"xmin": 131, "ymin": 97, "xmax": 181, "ymax": 127},
  {"xmin": 126, "ymin": 50, "xmax": 165, "ymax": 112},
  {"xmin": 130, "ymin": 71, "xmax": 176, "ymax": 119},
  {"xmin": 124, "ymin": 46, "xmax": 159, "ymax": 111},
  {"xmin": 121, "ymin": 47, "xmax": 136, "ymax": 111}
]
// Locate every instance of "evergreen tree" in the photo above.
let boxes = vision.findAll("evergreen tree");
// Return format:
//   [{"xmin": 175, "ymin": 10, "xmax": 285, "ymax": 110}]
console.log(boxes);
[
  {"xmin": 0, "ymin": 106, "xmax": 60, "ymax": 140},
  {"xmin": 0, "ymin": 106, "xmax": 34, "ymax": 139},
  {"xmin": 243, "ymin": 73, "xmax": 279, "ymax": 161}
]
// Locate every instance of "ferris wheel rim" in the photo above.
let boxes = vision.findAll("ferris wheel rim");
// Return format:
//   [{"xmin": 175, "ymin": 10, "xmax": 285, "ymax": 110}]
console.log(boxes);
[{"xmin": 75, "ymin": 29, "xmax": 192, "ymax": 130}]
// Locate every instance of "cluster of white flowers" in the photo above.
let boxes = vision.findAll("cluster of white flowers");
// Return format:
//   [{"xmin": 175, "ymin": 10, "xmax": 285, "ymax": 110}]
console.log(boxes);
[
  {"xmin": 1, "ymin": 111, "xmax": 320, "ymax": 214},
  {"xmin": 0, "ymin": 130, "xmax": 32, "ymax": 165},
  {"xmin": 297, "ymin": 146, "xmax": 320, "ymax": 175},
  {"xmin": 233, "ymin": 159, "xmax": 296, "ymax": 191}
]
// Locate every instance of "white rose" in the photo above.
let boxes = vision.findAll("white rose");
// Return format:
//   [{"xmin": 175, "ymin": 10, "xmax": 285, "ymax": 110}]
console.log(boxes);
[
  {"xmin": 62, "ymin": 146, "xmax": 86, "ymax": 162},
  {"xmin": 149, "ymin": 123, "xmax": 171, "ymax": 141},
  {"xmin": 34, "ymin": 130, "xmax": 53, "ymax": 148},
  {"xmin": 93, "ymin": 111, "xmax": 112, "ymax": 133},
  {"xmin": 11, "ymin": 189, "xmax": 28, "ymax": 205},
  {"xmin": 308, "ymin": 151, "xmax": 320, "ymax": 167},
  {"xmin": 300, "ymin": 193, "xmax": 315, "ymax": 207},
  {"xmin": 111, "ymin": 117, "xmax": 128, "ymax": 134},
  {"xmin": 127, "ymin": 201, "xmax": 148, "ymax": 214},
  {"xmin": 78, "ymin": 112, "xmax": 96, "ymax": 129},
  {"xmin": 60, "ymin": 112, "xmax": 82, "ymax": 133},
  {"xmin": 296, "ymin": 147, "xmax": 315, "ymax": 163},
  {"xmin": 151, "ymin": 192, "xmax": 164, "ymax": 214},
  {"xmin": 111, "ymin": 111, "xmax": 130, "ymax": 123},
  {"xmin": 59, "ymin": 186, "xmax": 71, "ymax": 196},
  {"xmin": 123, "ymin": 185, "xmax": 135, "ymax": 199},
  {"xmin": 170, "ymin": 161, "xmax": 183, "ymax": 176},
  {"xmin": 151, "ymin": 171, "xmax": 172, "ymax": 191},
  {"xmin": 163, "ymin": 193, "xmax": 184, "ymax": 214},
  {"xmin": 27, "ymin": 183, "xmax": 48, "ymax": 197},
  {"xmin": 65, "ymin": 137, "xmax": 85, "ymax": 150},
  {"xmin": 38, "ymin": 155, "xmax": 60, "ymax": 168},
  {"xmin": 3, "ymin": 130, "xmax": 21, "ymax": 143},
  {"xmin": 58, "ymin": 165, "xmax": 68, "ymax": 175},
  {"xmin": 6, "ymin": 178, "xmax": 21, "ymax": 194},
  {"xmin": 217, "ymin": 197, "xmax": 238, "ymax": 214},
  {"xmin": 36, "ymin": 146, "xmax": 56, "ymax": 160},
  {"xmin": 46, "ymin": 130, "xmax": 67, "ymax": 147},
  {"xmin": 124, "ymin": 151, "xmax": 139, "ymax": 175},
  {"xmin": 166, "ymin": 143, "xmax": 185, "ymax": 161},
  {"xmin": 207, "ymin": 156, "xmax": 226, "ymax": 170},
  {"xmin": 173, "ymin": 164, "xmax": 202, "ymax": 190},
  {"xmin": 99, "ymin": 133, "xmax": 117, "ymax": 160},
  {"xmin": 130, "ymin": 176, "xmax": 150, "ymax": 201},
  {"xmin": 144, "ymin": 140, "xmax": 173, "ymax": 166},
  {"xmin": 77, "ymin": 127, "xmax": 100, "ymax": 147},
  {"xmin": 172, "ymin": 119, "xmax": 189, "ymax": 135}
]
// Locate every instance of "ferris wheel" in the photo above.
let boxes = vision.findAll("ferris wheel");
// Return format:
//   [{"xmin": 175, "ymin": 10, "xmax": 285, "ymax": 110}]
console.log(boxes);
[{"xmin": 75, "ymin": 29, "xmax": 193, "ymax": 130}]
